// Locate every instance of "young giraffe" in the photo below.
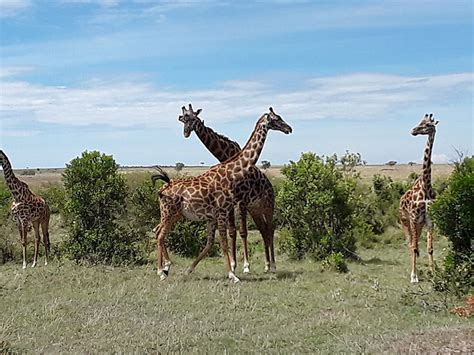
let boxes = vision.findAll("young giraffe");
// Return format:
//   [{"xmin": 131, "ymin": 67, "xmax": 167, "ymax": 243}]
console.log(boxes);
[
  {"xmin": 0, "ymin": 150, "xmax": 51, "ymax": 269},
  {"xmin": 399, "ymin": 114, "xmax": 438, "ymax": 283},
  {"xmin": 152, "ymin": 108, "xmax": 292, "ymax": 282},
  {"xmin": 178, "ymin": 104, "xmax": 276, "ymax": 273}
]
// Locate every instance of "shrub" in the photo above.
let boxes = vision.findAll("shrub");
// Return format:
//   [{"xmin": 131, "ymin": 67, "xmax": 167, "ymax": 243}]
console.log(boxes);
[
  {"xmin": 62, "ymin": 151, "xmax": 141, "ymax": 265},
  {"xmin": 166, "ymin": 220, "xmax": 218, "ymax": 258},
  {"xmin": 430, "ymin": 156, "xmax": 474, "ymax": 295},
  {"xmin": 0, "ymin": 180, "xmax": 18, "ymax": 264},
  {"xmin": 36, "ymin": 183, "xmax": 66, "ymax": 215},
  {"xmin": 277, "ymin": 152, "xmax": 357, "ymax": 261},
  {"xmin": 322, "ymin": 252, "xmax": 349, "ymax": 273}
]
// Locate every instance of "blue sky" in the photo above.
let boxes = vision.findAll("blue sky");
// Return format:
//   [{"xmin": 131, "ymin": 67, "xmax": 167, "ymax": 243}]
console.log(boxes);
[{"xmin": 0, "ymin": 0, "xmax": 472, "ymax": 168}]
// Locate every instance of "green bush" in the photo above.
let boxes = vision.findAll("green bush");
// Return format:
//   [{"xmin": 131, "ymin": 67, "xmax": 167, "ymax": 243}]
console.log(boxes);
[
  {"xmin": 322, "ymin": 252, "xmax": 349, "ymax": 273},
  {"xmin": 277, "ymin": 152, "xmax": 357, "ymax": 261},
  {"xmin": 0, "ymin": 180, "xmax": 17, "ymax": 264},
  {"xmin": 63, "ymin": 151, "xmax": 141, "ymax": 265},
  {"xmin": 430, "ymin": 156, "xmax": 474, "ymax": 295},
  {"xmin": 166, "ymin": 220, "xmax": 218, "ymax": 258},
  {"xmin": 36, "ymin": 183, "xmax": 66, "ymax": 215}
]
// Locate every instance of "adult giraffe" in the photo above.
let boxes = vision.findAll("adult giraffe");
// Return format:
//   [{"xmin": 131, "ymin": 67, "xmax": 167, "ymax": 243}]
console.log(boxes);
[
  {"xmin": 399, "ymin": 114, "xmax": 438, "ymax": 283},
  {"xmin": 178, "ymin": 104, "xmax": 276, "ymax": 274},
  {"xmin": 0, "ymin": 150, "xmax": 50, "ymax": 269},
  {"xmin": 152, "ymin": 108, "xmax": 292, "ymax": 282}
]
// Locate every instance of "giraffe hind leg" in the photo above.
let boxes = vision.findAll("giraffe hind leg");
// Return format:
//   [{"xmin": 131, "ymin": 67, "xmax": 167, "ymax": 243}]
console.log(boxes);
[
  {"xmin": 238, "ymin": 204, "xmax": 250, "ymax": 274},
  {"xmin": 32, "ymin": 221, "xmax": 41, "ymax": 268},
  {"xmin": 41, "ymin": 213, "xmax": 51, "ymax": 266}
]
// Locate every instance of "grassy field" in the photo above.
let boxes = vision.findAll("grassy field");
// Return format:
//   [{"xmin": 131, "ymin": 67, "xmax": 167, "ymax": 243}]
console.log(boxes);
[
  {"xmin": 0, "ymin": 230, "xmax": 472, "ymax": 353},
  {"xmin": 7, "ymin": 163, "xmax": 454, "ymax": 189}
]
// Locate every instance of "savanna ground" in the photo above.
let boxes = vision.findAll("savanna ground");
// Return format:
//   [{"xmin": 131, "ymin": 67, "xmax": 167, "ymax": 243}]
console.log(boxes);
[{"xmin": 1, "ymin": 164, "xmax": 472, "ymax": 353}]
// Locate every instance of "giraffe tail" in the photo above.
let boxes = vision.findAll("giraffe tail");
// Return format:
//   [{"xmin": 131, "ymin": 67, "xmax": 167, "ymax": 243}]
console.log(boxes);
[{"xmin": 151, "ymin": 166, "xmax": 170, "ymax": 186}]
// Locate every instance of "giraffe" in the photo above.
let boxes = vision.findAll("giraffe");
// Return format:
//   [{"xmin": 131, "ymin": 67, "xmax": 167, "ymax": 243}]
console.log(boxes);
[
  {"xmin": 0, "ymin": 150, "xmax": 51, "ymax": 269},
  {"xmin": 152, "ymin": 108, "xmax": 292, "ymax": 282},
  {"xmin": 399, "ymin": 114, "xmax": 438, "ymax": 283},
  {"xmin": 178, "ymin": 104, "xmax": 276, "ymax": 273}
]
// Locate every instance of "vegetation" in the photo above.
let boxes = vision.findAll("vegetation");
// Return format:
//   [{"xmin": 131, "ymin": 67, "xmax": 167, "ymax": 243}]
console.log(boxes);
[
  {"xmin": 62, "ymin": 151, "xmax": 141, "ymax": 265},
  {"xmin": 430, "ymin": 156, "xmax": 474, "ymax": 295},
  {"xmin": 175, "ymin": 162, "xmax": 185, "ymax": 172},
  {"xmin": 277, "ymin": 153, "xmax": 357, "ymax": 265},
  {"xmin": 261, "ymin": 160, "xmax": 271, "ymax": 169},
  {"xmin": 0, "ymin": 236, "xmax": 471, "ymax": 353},
  {"xmin": 0, "ymin": 151, "xmax": 470, "ymax": 352}
]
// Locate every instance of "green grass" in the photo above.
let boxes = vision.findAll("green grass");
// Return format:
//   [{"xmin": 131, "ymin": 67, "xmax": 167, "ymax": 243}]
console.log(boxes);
[{"xmin": 0, "ymin": 232, "xmax": 472, "ymax": 353}]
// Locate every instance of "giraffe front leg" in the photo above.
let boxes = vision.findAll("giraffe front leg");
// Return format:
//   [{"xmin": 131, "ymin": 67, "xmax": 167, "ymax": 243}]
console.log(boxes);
[
  {"xmin": 427, "ymin": 225, "xmax": 434, "ymax": 272},
  {"xmin": 409, "ymin": 220, "xmax": 421, "ymax": 283},
  {"xmin": 20, "ymin": 225, "xmax": 27, "ymax": 269}
]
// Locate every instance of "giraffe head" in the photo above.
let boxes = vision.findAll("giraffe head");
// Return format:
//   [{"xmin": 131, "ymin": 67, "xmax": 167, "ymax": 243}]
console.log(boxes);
[
  {"xmin": 411, "ymin": 113, "xmax": 438, "ymax": 136},
  {"xmin": 262, "ymin": 107, "xmax": 292, "ymax": 134},
  {"xmin": 178, "ymin": 104, "xmax": 202, "ymax": 138}
]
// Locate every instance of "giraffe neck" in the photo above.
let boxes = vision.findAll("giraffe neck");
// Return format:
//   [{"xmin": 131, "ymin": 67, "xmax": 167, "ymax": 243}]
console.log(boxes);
[
  {"xmin": 194, "ymin": 121, "xmax": 241, "ymax": 162},
  {"xmin": 421, "ymin": 131, "xmax": 435, "ymax": 191},
  {"xmin": 232, "ymin": 116, "xmax": 269, "ymax": 169},
  {"xmin": 1, "ymin": 156, "xmax": 32, "ymax": 201}
]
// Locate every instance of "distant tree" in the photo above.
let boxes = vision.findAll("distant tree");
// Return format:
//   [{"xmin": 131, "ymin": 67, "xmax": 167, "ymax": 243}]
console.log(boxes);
[
  {"xmin": 261, "ymin": 160, "xmax": 271, "ymax": 170},
  {"xmin": 385, "ymin": 160, "xmax": 397, "ymax": 166},
  {"xmin": 408, "ymin": 161, "xmax": 416, "ymax": 166},
  {"xmin": 175, "ymin": 162, "xmax": 185, "ymax": 172},
  {"xmin": 200, "ymin": 161, "xmax": 205, "ymax": 166}
]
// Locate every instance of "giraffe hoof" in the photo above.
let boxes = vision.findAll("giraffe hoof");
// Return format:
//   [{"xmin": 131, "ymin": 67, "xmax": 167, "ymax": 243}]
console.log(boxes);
[
  {"xmin": 410, "ymin": 272, "xmax": 419, "ymax": 283},
  {"xmin": 158, "ymin": 271, "xmax": 168, "ymax": 281},
  {"xmin": 228, "ymin": 272, "xmax": 240, "ymax": 284},
  {"xmin": 31, "ymin": 263, "xmax": 36, "ymax": 268},
  {"xmin": 243, "ymin": 266, "xmax": 250, "ymax": 274},
  {"xmin": 22, "ymin": 264, "xmax": 27, "ymax": 270},
  {"xmin": 185, "ymin": 268, "xmax": 194, "ymax": 275}
]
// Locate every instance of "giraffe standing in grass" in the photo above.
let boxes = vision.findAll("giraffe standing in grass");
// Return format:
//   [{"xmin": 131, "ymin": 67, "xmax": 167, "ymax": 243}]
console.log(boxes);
[
  {"xmin": 152, "ymin": 108, "xmax": 292, "ymax": 282},
  {"xmin": 0, "ymin": 150, "xmax": 50, "ymax": 269},
  {"xmin": 178, "ymin": 104, "xmax": 276, "ymax": 273},
  {"xmin": 399, "ymin": 114, "xmax": 438, "ymax": 283}
]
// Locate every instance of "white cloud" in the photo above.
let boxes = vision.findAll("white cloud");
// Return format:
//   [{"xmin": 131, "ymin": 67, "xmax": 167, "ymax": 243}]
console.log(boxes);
[
  {"xmin": 432, "ymin": 154, "xmax": 449, "ymax": 164},
  {"xmin": 0, "ymin": 0, "xmax": 31, "ymax": 17},
  {"xmin": 0, "ymin": 71, "xmax": 472, "ymax": 130},
  {"xmin": 0, "ymin": 129, "xmax": 41, "ymax": 137}
]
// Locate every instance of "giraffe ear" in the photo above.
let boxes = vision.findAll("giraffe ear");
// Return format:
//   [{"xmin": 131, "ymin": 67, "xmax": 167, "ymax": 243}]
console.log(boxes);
[
  {"xmin": 269, "ymin": 107, "xmax": 274, "ymax": 113},
  {"xmin": 435, "ymin": 120, "xmax": 439, "ymax": 125},
  {"xmin": 196, "ymin": 108, "xmax": 202, "ymax": 115},
  {"xmin": 181, "ymin": 106, "xmax": 186, "ymax": 113}
]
